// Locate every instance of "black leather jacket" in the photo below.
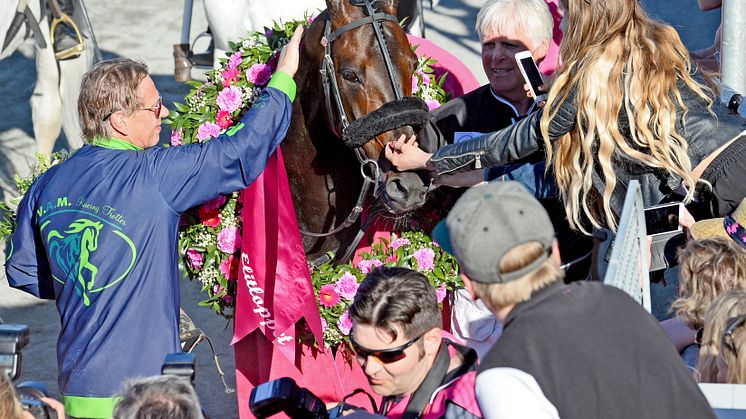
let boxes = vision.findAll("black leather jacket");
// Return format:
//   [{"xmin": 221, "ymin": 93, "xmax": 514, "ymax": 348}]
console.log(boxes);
[{"xmin": 429, "ymin": 83, "xmax": 746, "ymax": 212}]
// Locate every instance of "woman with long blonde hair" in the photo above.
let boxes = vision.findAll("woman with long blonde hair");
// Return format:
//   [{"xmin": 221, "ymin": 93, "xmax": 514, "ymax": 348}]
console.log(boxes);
[
  {"xmin": 697, "ymin": 291, "xmax": 746, "ymax": 383},
  {"xmin": 387, "ymin": 0, "xmax": 746, "ymax": 233}
]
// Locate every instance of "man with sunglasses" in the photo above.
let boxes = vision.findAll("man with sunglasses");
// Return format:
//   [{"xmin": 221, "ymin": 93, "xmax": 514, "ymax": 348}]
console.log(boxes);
[
  {"xmin": 4, "ymin": 27, "xmax": 304, "ymax": 419},
  {"xmin": 347, "ymin": 267, "xmax": 482, "ymax": 419},
  {"xmin": 433, "ymin": 181, "xmax": 716, "ymax": 419}
]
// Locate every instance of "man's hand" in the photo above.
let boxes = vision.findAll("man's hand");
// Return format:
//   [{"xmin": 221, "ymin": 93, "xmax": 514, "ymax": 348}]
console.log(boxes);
[
  {"xmin": 385, "ymin": 134, "xmax": 433, "ymax": 171},
  {"xmin": 276, "ymin": 25, "xmax": 304, "ymax": 77}
]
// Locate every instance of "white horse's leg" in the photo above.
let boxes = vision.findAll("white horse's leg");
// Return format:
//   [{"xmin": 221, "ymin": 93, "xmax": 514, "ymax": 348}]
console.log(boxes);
[
  {"xmin": 57, "ymin": 40, "xmax": 92, "ymax": 150},
  {"xmin": 31, "ymin": 17, "xmax": 63, "ymax": 156}
]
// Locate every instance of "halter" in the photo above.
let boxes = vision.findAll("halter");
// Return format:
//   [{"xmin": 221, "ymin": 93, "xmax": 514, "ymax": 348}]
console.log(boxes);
[{"xmin": 302, "ymin": 0, "xmax": 406, "ymax": 262}]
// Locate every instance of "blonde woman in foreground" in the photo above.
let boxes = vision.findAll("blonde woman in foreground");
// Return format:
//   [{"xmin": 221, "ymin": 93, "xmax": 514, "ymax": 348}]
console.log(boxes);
[{"xmin": 386, "ymin": 0, "xmax": 746, "ymax": 233}]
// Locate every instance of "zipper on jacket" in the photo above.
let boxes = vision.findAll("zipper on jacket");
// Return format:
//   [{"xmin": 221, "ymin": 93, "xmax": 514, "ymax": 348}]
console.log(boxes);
[{"xmin": 431, "ymin": 151, "xmax": 486, "ymax": 176}]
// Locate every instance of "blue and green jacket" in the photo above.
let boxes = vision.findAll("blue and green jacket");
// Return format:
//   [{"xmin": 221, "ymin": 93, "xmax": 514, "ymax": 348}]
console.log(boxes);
[{"xmin": 4, "ymin": 73, "xmax": 295, "ymax": 418}]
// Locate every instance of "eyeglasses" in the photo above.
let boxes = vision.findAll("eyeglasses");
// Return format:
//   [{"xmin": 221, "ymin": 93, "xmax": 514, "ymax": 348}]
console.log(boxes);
[
  {"xmin": 722, "ymin": 314, "xmax": 746, "ymax": 358},
  {"xmin": 349, "ymin": 333, "xmax": 422, "ymax": 364},
  {"xmin": 103, "ymin": 96, "xmax": 163, "ymax": 121},
  {"xmin": 138, "ymin": 96, "xmax": 163, "ymax": 118}
]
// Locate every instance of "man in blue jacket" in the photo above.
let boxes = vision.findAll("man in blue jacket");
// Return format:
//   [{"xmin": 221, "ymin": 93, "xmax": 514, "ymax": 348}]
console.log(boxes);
[{"xmin": 4, "ymin": 26, "xmax": 303, "ymax": 419}]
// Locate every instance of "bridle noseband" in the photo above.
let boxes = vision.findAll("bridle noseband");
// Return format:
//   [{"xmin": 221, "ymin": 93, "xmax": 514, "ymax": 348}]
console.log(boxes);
[{"xmin": 302, "ymin": 0, "xmax": 406, "ymax": 262}]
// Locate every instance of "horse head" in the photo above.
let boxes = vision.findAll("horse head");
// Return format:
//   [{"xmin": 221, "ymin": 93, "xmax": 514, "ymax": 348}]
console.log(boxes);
[{"xmin": 286, "ymin": 0, "xmax": 435, "ymax": 259}]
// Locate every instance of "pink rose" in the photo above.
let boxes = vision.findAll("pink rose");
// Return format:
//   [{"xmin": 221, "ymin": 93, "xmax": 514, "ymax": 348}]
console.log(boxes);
[
  {"xmin": 413, "ymin": 248, "xmax": 435, "ymax": 271},
  {"xmin": 217, "ymin": 85, "xmax": 243, "ymax": 113},
  {"xmin": 227, "ymin": 51, "xmax": 242, "ymax": 70},
  {"xmin": 186, "ymin": 248, "xmax": 203, "ymax": 270},
  {"xmin": 170, "ymin": 129, "xmax": 183, "ymax": 146},
  {"xmin": 334, "ymin": 272, "xmax": 359, "ymax": 300},
  {"xmin": 338, "ymin": 311, "xmax": 353, "ymax": 336},
  {"xmin": 357, "ymin": 259, "xmax": 383, "ymax": 274},
  {"xmin": 196, "ymin": 122, "xmax": 221, "ymax": 142},
  {"xmin": 217, "ymin": 226, "xmax": 241, "ymax": 254},
  {"xmin": 320, "ymin": 317, "xmax": 328, "ymax": 331},
  {"xmin": 411, "ymin": 75, "xmax": 419, "ymax": 94},
  {"xmin": 213, "ymin": 284, "xmax": 224, "ymax": 294},
  {"xmin": 390, "ymin": 237, "xmax": 411, "ymax": 251},
  {"xmin": 216, "ymin": 110, "xmax": 233, "ymax": 130},
  {"xmin": 435, "ymin": 283, "xmax": 447, "ymax": 303},
  {"xmin": 319, "ymin": 284, "xmax": 341, "ymax": 307},
  {"xmin": 246, "ymin": 63, "xmax": 272, "ymax": 86},
  {"xmin": 220, "ymin": 255, "xmax": 239, "ymax": 281},
  {"xmin": 425, "ymin": 99, "xmax": 441, "ymax": 111},
  {"xmin": 221, "ymin": 67, "xmax": 240, "ymax": 87}
]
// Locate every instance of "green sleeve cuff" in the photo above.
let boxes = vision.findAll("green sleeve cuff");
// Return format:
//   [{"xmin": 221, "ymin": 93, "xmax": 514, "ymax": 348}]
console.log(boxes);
[{"xmin": 267, "ymin": 71, "xmax": 296, "ymax": 102}]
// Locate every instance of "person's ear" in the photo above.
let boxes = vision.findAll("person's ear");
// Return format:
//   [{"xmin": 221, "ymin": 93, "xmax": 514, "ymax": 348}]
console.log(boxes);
[
  {"xmin": 422, "ymin": 327, "xmax": 441, "ymax": 356},
  {"xmin": 552, "ymin": 239, "xmax": 561, "ymax": 265},
  {"xmin": 533, "ymin": 38, "xmax": 550, "ymax": 63},
  {"xmin": 109, "ymin": 112, "xmax": 129, "ymax": 136}
]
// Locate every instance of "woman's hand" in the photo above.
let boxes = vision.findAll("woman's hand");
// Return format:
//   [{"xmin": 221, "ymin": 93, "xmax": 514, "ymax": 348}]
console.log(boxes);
[
  {"xmin": 385, "ymin": 134, "xmax": 433, "ymax": 171},
  {"xmin": 276, "ymin": 25, "xmax": 304, "ymax": 77}
]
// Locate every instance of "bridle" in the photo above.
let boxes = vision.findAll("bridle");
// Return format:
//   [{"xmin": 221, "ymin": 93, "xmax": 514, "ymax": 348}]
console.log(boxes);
[{"xmin": 302, "ymin": 0, "xmax": 407, "ymax": 262}]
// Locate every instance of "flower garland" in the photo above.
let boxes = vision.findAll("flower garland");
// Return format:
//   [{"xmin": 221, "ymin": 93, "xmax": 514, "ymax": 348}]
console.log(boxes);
[
  {"xmin": 312, "ymin": 231, "xmax": 462, "ymax": 347},
  {"xmin": 167, "ymin": 16, "xmax": 452, "ymax": 320}
]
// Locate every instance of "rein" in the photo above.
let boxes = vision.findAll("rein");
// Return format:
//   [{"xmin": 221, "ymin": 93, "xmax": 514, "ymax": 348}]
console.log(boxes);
[{"xmin": 301, "ymin": 0, "xmax": 405, "ymax": 261}]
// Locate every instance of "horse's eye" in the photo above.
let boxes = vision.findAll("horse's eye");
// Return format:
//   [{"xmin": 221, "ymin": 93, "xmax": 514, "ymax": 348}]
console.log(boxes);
[{"xmin": 341, "ymin": 69, "xmax": 359, "ymax": 83}]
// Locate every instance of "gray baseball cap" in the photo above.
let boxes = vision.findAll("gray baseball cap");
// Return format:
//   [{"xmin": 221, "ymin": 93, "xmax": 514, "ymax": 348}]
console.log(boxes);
[{"xmin": 432, "ymin": 181, "xmax": 555, "ymax": 284}]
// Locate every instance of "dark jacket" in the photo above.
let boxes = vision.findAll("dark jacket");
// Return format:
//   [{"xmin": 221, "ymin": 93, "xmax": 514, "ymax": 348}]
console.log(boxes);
[{"xmin": 429, "ymin": 82, "xmax": 746, "ymax": 216}]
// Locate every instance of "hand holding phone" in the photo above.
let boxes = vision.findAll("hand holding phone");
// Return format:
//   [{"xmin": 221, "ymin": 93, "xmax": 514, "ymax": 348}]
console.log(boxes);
[
  {"xmin": 515, "ymin": 51, "xmax": 548, "ymax": 103},
  {"xmin": 644, "ymin": 202, "xmax": 685, "ymax": 272}
]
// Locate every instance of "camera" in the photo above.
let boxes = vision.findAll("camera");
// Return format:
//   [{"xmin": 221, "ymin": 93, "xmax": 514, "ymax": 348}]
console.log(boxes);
[
  {"xmin": 161, "ymin": 352, "xmax": 196, "ymax": 385},
  {"xmin": 0, "ymin": 324, "xmax": 30, "ymax": 380},
  {"xmin": 16, "ymin": 381, "xmax": 57, "ymax": 419},
  {"xmin": 249, "ymin": 377, "xmax": 378, "ymax": 419},
  {"xmin": 1, "ymin": 324, "xmax": 58, "ymax": 418}
]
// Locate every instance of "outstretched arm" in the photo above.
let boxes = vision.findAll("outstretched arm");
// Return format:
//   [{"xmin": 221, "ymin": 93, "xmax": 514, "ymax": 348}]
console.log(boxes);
[{"xmin": 385, "ymin": 89, "xmax": 578, "ymax": 177}]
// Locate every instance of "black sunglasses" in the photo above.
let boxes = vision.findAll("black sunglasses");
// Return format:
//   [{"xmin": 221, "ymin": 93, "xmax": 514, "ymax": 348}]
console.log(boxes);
[{"xmin": 349, "ymin": 333, "xmax": 423, "ymax": 364}]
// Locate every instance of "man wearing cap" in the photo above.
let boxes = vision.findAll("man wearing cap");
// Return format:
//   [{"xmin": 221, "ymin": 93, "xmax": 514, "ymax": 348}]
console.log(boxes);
[{"xmin": 433, "ymin": 181, "xmax": 716, "ymax": 418}]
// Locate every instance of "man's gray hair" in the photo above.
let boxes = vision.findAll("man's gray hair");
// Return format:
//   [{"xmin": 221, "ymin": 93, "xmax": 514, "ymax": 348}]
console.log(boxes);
[
  {"xmin": 113, "ymin": 375, "xmax": 203, "ymax": 419},
  {"xmin": 476, "ymin": 0, "xmax": 554, "ymax": 50}
]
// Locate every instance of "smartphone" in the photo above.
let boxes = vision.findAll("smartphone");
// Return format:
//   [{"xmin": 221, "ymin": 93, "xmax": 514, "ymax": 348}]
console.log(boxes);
[
  {"xmin": 644, "ymin": 202, "xmax": 683, "ymax": 236},
  {"xmin": 515, "ymin": 51, "xmax": 548, "ymax": 103}
]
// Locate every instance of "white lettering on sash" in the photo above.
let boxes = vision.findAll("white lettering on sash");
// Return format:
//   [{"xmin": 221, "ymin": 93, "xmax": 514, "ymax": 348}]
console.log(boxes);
[{"xmin": 241, "ymin": 253, "xmax": 293, "ymax": 345}]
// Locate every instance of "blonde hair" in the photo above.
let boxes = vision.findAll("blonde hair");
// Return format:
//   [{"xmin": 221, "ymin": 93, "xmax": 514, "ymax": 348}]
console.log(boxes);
[
  {"xmin": 0, "ymin": 373, "xmax": 24, "ymax": 419},
  {"xmin": 471, "ymin": 242, "xmax": 563, "ymax": 310},
  {"xmin": 543, "ymin": 0, "xmax": 715, "ymax": 233},
  {"xmin": 697, "ymin": 291, "xmax": 746, "ymax": 383},
  {"xmin": 671, "ymin": 238, "xmax": 746, "ymax": 330},
  {"xmin": 78, "ymin": 58, "xmax": 149, "ymax": 142}
]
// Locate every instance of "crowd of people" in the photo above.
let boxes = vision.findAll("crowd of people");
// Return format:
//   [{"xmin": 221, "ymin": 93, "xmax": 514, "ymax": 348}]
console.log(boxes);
[{"xmin": 3, "ymin": 0, "xmax": 746, "ymax": 418}]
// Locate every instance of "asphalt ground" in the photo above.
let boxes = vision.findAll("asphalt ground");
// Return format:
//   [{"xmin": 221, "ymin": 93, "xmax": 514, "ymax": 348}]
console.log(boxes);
[{"xmin": 0, "ymin": 1, "xmax": 720, "ymax": 417}]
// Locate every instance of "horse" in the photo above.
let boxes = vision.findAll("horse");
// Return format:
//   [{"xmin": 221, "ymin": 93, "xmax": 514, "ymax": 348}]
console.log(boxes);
[
  {"xmin": 0, "ymin": 0, "xmax": 93, "ymax": 155},
  {"xmin": 281, "ymin": 0, "xmax": 439, "ymax": 261},
  {"xmin": 202, "ymin": 0, "xmax": 327, "ymax": 70}
]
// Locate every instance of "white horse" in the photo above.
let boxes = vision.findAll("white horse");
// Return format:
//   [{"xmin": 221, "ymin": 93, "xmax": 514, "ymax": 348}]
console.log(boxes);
[
  {"xmin": 201, "ymin": 0, "xmax": 425, "ymax": 70},
  {"xmin": 202, "ymin": 0, "xmax": 327, "ymax": 69},
  {"xmin": 1, "ymin": 0, "xmax": 93, "ymax": 155}
]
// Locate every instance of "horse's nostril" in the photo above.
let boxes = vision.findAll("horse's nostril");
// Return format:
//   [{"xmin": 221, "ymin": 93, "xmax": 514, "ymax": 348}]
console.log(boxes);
[{"xmin": 386, "ymin": 178, "xmax": 408, "ymax": 200}]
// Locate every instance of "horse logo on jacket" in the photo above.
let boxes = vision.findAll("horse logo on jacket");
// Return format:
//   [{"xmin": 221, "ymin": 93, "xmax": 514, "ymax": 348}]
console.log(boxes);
[{"xmin": 47, "ymin": 218, "xmax": 103, "ymax": 306}]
